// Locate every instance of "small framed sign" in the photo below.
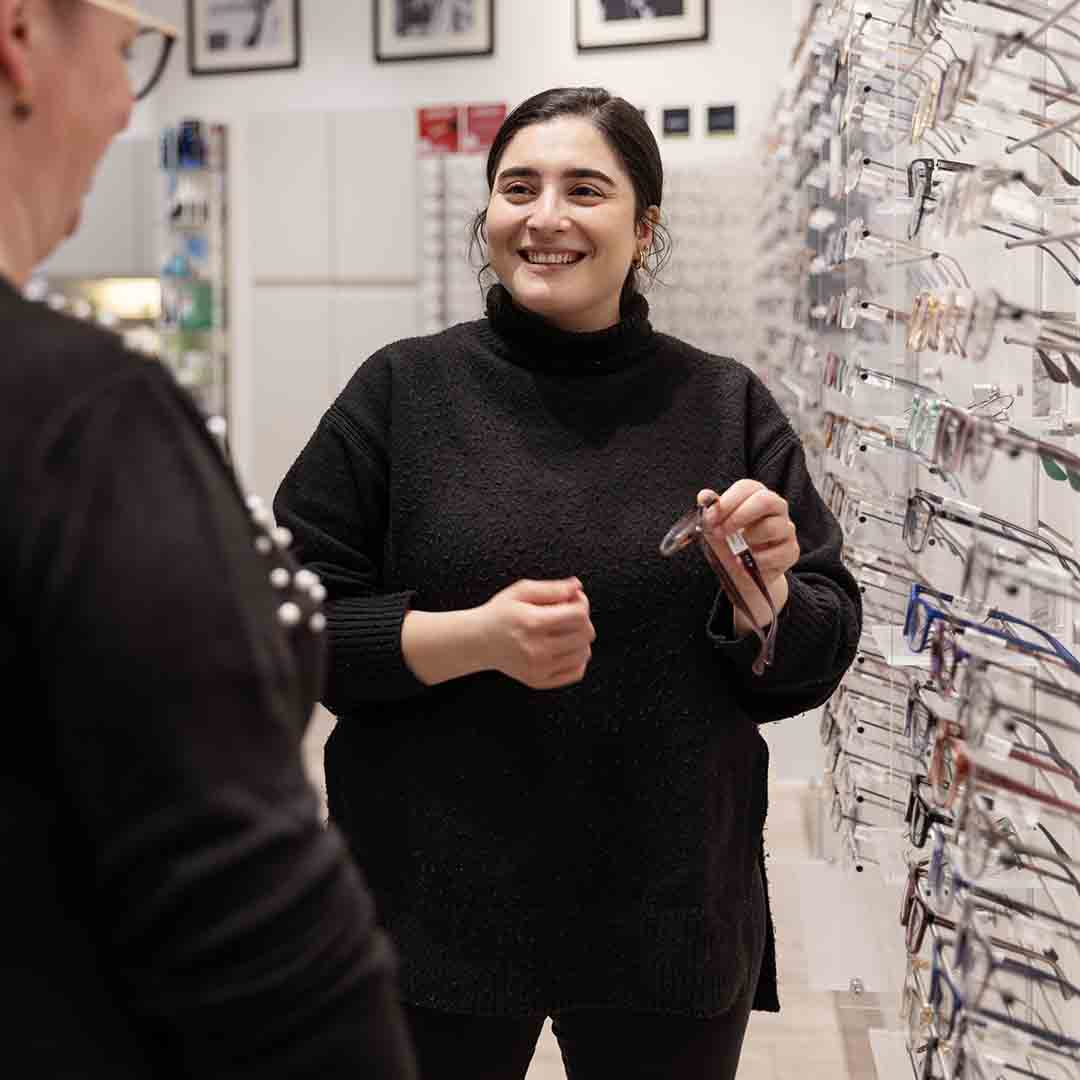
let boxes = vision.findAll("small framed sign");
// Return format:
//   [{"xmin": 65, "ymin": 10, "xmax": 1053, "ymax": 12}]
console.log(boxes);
[
  {"xmin": 464, "ymin": 103, "xmax": 508, "ymax": 152},
  {"xmin": 662, "ymin": 107, "xmax": 691, "ymax": 138},
  {"xmin": 187, "ymin": 0, "xmax": 301, "ymax": 77},
  {"xmin": 417, "ymin": 106, "xmax": 460, "ymax": 155},
  {"xmin": 707, "ymin": 104, "xmax": 737, "ymax": 136},
  {"xmin": 375, "ymin": 0, "xmax": 494, "ymax": 63},
  {"xmin": 576, "ymin": 0, "xmax": 708, "ymax": 52}
]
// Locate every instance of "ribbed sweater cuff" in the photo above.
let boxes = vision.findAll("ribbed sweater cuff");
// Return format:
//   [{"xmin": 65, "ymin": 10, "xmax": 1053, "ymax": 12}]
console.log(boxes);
[
  {"xmin": 325, "ymin": 592, "xmax": 429, "ymax": 702},
  {"xmin": 706, "ymin": 575, "xmax": 826, "ymax": 685}
]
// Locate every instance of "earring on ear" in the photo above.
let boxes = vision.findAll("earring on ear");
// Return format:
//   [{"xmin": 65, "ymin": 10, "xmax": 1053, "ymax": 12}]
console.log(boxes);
[{"xmin": 632, "ymin": 249, "xmax": 647, "ymax": 270}]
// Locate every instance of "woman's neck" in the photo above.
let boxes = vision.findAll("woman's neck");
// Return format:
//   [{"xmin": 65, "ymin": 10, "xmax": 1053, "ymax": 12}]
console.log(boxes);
[{"xmin": 0, "ymin": 178, "xmax": 37, "ymax": 289}]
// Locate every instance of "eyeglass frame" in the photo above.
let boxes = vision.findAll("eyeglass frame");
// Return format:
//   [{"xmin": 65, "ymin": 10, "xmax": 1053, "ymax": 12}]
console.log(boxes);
[{"xmin": 82, "ymin": 0, "xmax": 178, "ymax": 102}]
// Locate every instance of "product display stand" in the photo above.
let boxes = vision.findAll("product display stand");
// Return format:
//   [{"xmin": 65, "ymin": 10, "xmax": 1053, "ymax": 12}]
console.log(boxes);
[{"xmin": 159, "ymin": 120, "xmax": 229, "ymax": 426}]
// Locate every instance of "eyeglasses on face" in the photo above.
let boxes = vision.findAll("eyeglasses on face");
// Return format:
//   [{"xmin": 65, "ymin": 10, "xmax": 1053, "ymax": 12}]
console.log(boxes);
[{"xmin": 81, "ymin": 0, "xmax": 178, "ymax": 101}]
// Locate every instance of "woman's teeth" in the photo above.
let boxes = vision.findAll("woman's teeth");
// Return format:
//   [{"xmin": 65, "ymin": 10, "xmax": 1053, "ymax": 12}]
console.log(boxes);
[{"xmin": 523, "ymin": 251, "xmax": 583, "ymax": 265}]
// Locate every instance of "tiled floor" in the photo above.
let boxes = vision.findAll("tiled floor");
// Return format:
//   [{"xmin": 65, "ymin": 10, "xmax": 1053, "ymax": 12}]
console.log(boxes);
[{"xmin": 301, "ymin": 709, "xmax": 903, "ymax": 1079}]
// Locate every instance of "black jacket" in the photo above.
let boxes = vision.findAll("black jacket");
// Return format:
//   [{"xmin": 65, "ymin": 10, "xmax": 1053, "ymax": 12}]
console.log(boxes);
[{"xmin": 0, "ymin": 277, "xmax": 416, "ymax": 1077}]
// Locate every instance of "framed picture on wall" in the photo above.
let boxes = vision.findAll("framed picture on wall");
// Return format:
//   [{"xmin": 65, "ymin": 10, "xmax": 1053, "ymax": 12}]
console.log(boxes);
[
  {"xmin": 188, "ymin": 0, "xmax": 301, "ymax": 77},
  {"xmin": 576, "ymin": 0, "xmax": 708, "ymax": 51},
  {"xmin": 374, "ymin": 0, "xmax": 495, "ymax": 63}
]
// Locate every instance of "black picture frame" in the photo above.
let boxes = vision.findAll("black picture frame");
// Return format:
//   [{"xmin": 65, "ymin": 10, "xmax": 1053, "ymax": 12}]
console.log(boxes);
[
  {"xmin": 576, "ymin": 0, "xmax": 708, "ymax": 53},
  {"xmin": 707, "ymin": 104, "xmax": 737, "ymax": 136},
  {"xmin": 662, "ymin": 107, "xmax": 691, "ymax": 138},
  {"xmin": 374, "ymin": 0, "xmax": 495, "ymax": 63},
  {"xmin": 187, "ymin": 0, "xmax": 302, "ymax": 78}
]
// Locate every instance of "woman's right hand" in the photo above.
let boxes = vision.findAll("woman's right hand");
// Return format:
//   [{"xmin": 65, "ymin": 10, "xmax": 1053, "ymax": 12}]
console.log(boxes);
[{"xmin": 479, "ymin": 578, "xmax": 595, "ymax": 690}]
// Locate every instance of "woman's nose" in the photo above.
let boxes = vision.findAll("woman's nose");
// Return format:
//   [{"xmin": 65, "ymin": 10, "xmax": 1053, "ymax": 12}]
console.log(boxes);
[{"xmin": 526, "ymin": 190, "xmax": 567, "ymax": 233}]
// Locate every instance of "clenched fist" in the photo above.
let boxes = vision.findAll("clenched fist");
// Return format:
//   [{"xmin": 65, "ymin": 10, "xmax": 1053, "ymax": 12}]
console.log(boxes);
[{"xmin": 479, "ymin": 578, "xmax": 596, "ymax": 690}]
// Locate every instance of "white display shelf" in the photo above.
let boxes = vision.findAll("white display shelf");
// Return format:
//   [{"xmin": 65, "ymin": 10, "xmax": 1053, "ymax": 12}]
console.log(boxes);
[
  {"xmin": 868, "ymin": 1029, "xmax": 913, "ymax": 1080},
  {"xmin": 867, "ymin": 624, "xmax": 931, "ymax": 669}
]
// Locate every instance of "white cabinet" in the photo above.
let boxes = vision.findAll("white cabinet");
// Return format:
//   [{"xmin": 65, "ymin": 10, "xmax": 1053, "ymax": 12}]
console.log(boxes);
[
  {"xmin": 249, "ymin": 109, "xmax": 417, "ymax": 285},
  {"xmin": 250, "ymin": 286, "xmax": 335, "ymax": 503},
  {"xmin": 331, "ymin": 287, "xmax": 420, "ymax": 395},
  {"xmin": 249, "ymin": 113, "xmax": 332, "ymax": 282},
  {"xmin": 39, "ymin": 137, "xmax": 159, "ymax": 279},
  {"xmin": 245, "ymin": 111, "xmax": 424, "ymax": 504},
  {"xmin": 332, "ymin": 111, "xmax": 417, "ymax": 283}
]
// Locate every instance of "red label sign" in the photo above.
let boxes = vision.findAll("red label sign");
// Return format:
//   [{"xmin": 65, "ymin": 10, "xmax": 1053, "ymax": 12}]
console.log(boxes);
[
  {"xmin": 417, "ymin": 106, "xmax": 459, "ymax": 154},
  {"xmin": 464, "ymin": 104, "xmax": 507, "ymax": 153}
]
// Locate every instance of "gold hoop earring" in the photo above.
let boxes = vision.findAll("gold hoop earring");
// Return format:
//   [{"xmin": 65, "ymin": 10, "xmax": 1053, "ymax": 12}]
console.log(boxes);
[{"xmin": 632, "ymin": 249, "xmax": 647, "ymax": 271}]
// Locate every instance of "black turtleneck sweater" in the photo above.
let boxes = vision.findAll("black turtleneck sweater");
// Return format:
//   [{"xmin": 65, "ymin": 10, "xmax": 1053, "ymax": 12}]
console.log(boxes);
[{"xmin": 274, "ymin": 287, "xmax": 862, "ymax": 1018}]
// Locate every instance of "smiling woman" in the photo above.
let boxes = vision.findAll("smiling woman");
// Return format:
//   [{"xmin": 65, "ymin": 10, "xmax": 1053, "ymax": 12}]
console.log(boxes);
[{"xmin": 275, "ymin": 83, "xmax": 861, "ymax": 1080}]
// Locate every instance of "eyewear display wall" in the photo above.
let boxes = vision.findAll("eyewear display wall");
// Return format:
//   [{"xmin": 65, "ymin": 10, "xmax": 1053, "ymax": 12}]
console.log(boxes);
[{"xmin": 757, "ymin": 0, "xmax": 1080, "ymax": 1073}]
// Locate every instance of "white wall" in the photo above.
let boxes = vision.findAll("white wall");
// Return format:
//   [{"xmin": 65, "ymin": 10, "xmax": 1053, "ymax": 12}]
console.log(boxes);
[{"xmin": 152, "ymin": 1, "xmax": 798, "ymax": 150}]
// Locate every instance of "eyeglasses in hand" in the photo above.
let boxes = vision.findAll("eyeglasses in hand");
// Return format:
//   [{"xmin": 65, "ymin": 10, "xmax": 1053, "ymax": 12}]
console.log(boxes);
[{"xmin": 660, "ymin": 493, "xmax": 778, "ymax": 675}]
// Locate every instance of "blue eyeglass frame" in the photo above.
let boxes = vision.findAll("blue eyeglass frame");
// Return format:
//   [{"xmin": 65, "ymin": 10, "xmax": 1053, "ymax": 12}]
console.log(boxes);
[
  {"xmin": 902, "ymin": 582, "xmax": 1080, "ymax": 673},
  {"xmin": 927, "ymin": 938, "xmax": 964, "ymax": 1042}
]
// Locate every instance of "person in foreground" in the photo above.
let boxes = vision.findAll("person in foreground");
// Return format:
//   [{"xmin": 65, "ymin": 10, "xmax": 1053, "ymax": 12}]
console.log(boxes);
[
  {"xmin": 276, "ymin": 86, "xmax": 863, "ymax": 1079},
  {"xmin": 0, "ymin": 2, "xmax": 416, "ymax": 1075}
]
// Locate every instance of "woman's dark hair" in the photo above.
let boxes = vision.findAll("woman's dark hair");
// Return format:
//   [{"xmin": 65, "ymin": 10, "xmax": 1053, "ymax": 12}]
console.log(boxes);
[{"xmin": 470, "ymin": 86, "xmax": 671, "ymax": 313}]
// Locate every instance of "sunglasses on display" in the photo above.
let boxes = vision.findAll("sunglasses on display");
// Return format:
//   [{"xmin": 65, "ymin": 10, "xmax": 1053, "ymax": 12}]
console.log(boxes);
[
  {"xmin": 82, "ymin": 0, "xmax": 178, "ymax": 101},
  {"xmin": 659, "ymin": 494, "xmax": 777, "ymax": 675}
]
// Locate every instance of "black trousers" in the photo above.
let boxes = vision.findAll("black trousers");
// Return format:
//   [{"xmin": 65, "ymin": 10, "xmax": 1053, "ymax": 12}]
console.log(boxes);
[{"xmin": 403, "ymin": 868, "xmax": 766, "ymax": 1080}]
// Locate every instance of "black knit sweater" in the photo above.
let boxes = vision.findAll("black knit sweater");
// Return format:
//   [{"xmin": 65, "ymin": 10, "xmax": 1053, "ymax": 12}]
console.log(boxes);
[{"xmin": 274, "ymin": 286, "xmax": 862, "ymax": 1018}]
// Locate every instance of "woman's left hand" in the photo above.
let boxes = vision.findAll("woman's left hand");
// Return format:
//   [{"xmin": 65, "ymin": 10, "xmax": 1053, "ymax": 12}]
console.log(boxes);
[{"xmin": 698, "ymin": 480, "xmax": 800, "ymax": 634}]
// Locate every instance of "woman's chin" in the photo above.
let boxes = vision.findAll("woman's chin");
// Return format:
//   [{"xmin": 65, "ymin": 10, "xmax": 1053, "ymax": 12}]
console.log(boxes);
[{"xmin": 508, "ymin": 274, "xmax": 567, "ymax": 313}]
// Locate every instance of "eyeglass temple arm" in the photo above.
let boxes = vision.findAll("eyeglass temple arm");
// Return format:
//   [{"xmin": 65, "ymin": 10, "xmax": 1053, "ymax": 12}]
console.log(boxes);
[
  {"xmin": 1002, "ymin": 227, "xmax": 1080, "ymax": 253},
  {"xmin": 979, "ymin": 0, "xmax": 1080, "ymax": 50},
  {"xmin": 1005, "ymin": 104, "xmax": 1080, "ymax": 153},
  {"xmin": 1005, "ymin": 713, "xmax": 1080, "ymax": 783},
  {"xmin": 1006, "ymin": 136, "xmax": 1080, "ymax": 186},
  {"xmin": 1005, "ymin": 0, "xmax": 1080, "ymax": 57},
  {"xmin": 987, "ymin": 235, "xmax": 1080, "ymax": 287}
]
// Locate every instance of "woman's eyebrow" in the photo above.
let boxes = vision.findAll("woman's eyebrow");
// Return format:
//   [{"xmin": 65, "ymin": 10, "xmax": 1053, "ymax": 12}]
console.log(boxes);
[{"xmin": 496, "ymin": 166, "xmax": 617, "ymax": 185}]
